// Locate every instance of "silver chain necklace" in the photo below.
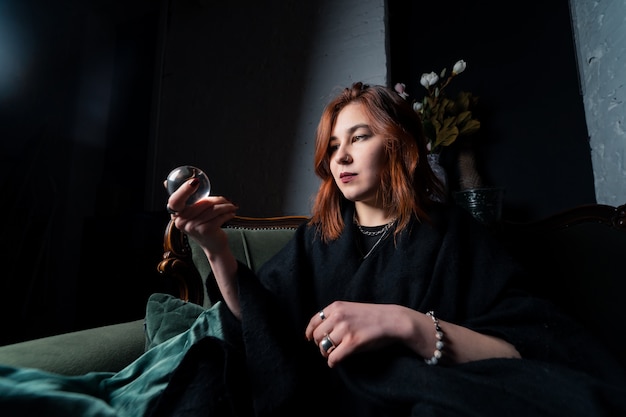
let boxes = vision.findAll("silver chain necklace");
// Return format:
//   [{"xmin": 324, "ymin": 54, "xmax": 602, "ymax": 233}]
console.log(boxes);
[
  {"xmin": 354, "ymin": 215, "xmax": 396, "ymax": 236},
  {"xmin": 353, "ymin": 215, "xmax": 397, "ymax": 259},
  {"xmin": 362, "ymin": 230, "xmax": 388, "ymax": 259}
]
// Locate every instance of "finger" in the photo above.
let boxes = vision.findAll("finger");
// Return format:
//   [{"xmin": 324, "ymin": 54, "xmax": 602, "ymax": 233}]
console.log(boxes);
[
  {"xmin": 318, "ymin": 333, "xmax": 338, "ymax": 357},
  {"xmin": 166, "ymin": 205, "xmax": 179, "ymax": 216},
  {"xmin": 167, "ymin": 178, "xmax": 201, "ymax": 212},
  {"xmin": 305, "ymin": 309, "xmax": 328, "ymax": 341},
  {"xmin": 208, "ymin": 204, "xmax": 238, "ymax": 225},
  {"xmin": 173, "ymin": 199, "xmax": 238, "ymax": 232},
  {"xmin": 322, "ymin": 333, "xmax": 349, "ymax": 369}
]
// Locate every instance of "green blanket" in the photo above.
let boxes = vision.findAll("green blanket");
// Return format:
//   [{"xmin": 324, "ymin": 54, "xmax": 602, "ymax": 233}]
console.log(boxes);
[{"xmin": 0, "ymin": 296, "xmax": 222, "ymax": 417}]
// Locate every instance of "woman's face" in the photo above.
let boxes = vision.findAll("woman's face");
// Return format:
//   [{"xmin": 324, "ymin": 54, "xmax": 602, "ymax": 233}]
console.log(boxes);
[{"xmin": 329, "ymin": 102, "xmax": 387, "ymax": 208}]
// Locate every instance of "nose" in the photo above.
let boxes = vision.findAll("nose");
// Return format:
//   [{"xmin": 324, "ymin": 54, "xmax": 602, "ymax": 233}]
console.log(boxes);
[{"xmin": 334, "ymin": 146, "xmax": 352, "ymax": 164}]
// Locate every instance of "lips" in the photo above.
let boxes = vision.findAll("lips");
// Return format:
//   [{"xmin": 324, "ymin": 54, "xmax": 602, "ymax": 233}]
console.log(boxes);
[{"xmin": 340, "ymin": 172, "xmax": 356, "ymax": 183}]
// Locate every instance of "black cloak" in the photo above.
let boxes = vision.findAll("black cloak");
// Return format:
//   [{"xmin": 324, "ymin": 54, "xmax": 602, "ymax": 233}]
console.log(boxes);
[{"xmin": 150, "ymin": 204, "xmax": 626, "ymax": 417}]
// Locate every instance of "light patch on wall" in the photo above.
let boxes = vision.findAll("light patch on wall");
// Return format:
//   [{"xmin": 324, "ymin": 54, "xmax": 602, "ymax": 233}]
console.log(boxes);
[
  {"xmin": 608, "ymin": 97, "xmax": 622, "ymax": 112},
  {"xmin": 0, "ymin": 5, "xmax": 32, "ymax": 102}
]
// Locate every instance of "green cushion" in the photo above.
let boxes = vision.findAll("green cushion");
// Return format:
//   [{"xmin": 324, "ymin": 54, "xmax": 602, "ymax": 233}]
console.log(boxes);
[{"xmin": 144, "ymin": 293, "xmax": 205, "ymax": 351}]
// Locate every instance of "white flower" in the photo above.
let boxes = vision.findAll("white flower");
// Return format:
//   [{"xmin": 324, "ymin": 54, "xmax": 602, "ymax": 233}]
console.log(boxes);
[
  {"xmin": 395, "ymin": 59, "xmax": 479, "ymax": 155},
  {"xmin": 394, "ymin": 82, "xmax": 409, "ymax": 99},
  {"xmin": 452, "ymin": 59, "xmax": 466, "ymax": 75},
  {"xmin": 420, "ymin": 72, "xmax": 439, "ymax": 89}
]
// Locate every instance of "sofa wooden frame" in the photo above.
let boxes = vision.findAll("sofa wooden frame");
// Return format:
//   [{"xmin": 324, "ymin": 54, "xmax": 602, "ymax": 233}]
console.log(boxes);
[{"xmin": 157, "ymin": 215, "xmax": 309, "ymax": 306}]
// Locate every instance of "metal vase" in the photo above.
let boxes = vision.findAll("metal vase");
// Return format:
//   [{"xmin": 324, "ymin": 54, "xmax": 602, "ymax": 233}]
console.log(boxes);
[{"xmin": 454, "ymin": 187, "xmax": 505, "ymax": 226}]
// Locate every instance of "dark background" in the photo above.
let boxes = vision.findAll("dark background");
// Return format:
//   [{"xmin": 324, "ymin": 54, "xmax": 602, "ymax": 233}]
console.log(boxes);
[
  {"xmin": 0, "ymin": 0, "xmax": 596, "ymax": 345},
  {"xmin": 0, "ymin": 0, "xmax": 166, "ymax": 344},
  {"xmin": 388, "ymin": 1, "xmax": 595, "ymax": 219}
]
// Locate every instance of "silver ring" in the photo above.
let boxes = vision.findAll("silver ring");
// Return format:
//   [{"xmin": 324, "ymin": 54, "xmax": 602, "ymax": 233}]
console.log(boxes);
[
  {"xmin": 166, "ymin": 205, "xmax": 178, "ymax": 215},
  {"xmin": 319, "ymin": 334, "xmax": 336, "ymax": 353},
  {"xmin": 319, "ymin": 310, "xmax": 326, "ymax": 320}
]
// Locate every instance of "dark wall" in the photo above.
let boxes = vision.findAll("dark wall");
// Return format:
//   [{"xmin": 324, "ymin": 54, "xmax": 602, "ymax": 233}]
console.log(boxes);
[
  {"xmin": 0, "ymin": 0, "xmax": 165, "ymax": 344},
  {"xmin": 0, "ymin": 0, "xmax": 598, "ymax": 345},
  {"xmin": 388, "ymin": 0, "xmax": 596, "ymax": 221}
]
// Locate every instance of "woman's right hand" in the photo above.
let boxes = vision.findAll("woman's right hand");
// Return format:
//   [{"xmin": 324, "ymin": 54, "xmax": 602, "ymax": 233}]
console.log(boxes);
[
  {"xmin": 165, "ymin": 177, "xmax": 242, "ymax": 318},
  {"xmin": 165, "ymin": 177, "xmax": 238, "ymax": 256}
]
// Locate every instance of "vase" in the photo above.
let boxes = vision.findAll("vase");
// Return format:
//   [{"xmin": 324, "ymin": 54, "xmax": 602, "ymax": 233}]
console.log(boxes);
[
  {"xmin": 427, "ymin": 153, "xmax": 448, "ymax": 202},
  {"xmin": 454, "ymin": 187, "xmax": 505, "ymax": 226}
]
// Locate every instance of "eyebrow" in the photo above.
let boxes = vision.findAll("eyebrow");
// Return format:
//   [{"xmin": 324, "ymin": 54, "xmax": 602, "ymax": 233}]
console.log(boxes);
[{"xmin": 330, "ymin": 123, "xmax": 371, "ymax": 141}]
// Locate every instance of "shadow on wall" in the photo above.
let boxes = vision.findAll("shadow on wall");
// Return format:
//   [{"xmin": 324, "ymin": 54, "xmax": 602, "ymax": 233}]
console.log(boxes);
[{"xmin": 149, "ymin": 0, "xmax": 322, "ymax": 217}]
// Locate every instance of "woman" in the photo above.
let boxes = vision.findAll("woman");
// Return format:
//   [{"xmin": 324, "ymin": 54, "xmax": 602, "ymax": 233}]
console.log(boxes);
[
  {"xmin": 1, "ymin": 83, "xmax": 624, "ymax": 416},
  {"xmin": 158, "ymin": 82, "xmax": 626, "ymax": 416}
]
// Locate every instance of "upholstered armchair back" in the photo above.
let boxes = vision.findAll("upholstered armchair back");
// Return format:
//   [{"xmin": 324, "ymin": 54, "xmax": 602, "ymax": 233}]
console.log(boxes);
[
  {"xmin": 158, "ymin": 216, "xmax": 308, "ymax": 308},
  {"xmin": 158, "ymin": 205, "xmax": 626, "ymax": 369}
]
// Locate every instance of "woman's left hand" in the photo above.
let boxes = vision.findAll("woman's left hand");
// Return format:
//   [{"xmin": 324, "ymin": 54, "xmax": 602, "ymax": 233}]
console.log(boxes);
[
  {"xmin": 306, "ymin": 301, "xmax": 522, "ymax": 367},
  {"xmin": 305, "ymin": 301, "xmax": 408, "ymax": 368}
]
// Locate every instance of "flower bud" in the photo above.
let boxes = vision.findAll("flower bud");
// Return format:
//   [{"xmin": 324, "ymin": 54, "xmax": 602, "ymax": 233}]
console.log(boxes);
[
  {"xmin": 420, "ymin": 72, "xmax": 439, "ymax": 88},
  {"xmin": 452, "ymin": 60, "xmax": 467, "ymax": 75},
  {"xmin": 394, "ymin": 83, "xmax": 409, "ymax": 99},
  {"xmin": 413, "ymin": 101, "xmax": 423, "ymax": 112}
]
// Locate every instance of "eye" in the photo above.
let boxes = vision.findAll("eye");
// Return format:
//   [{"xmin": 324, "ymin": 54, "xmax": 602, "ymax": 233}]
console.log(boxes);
[
  {"xmin": 328, "ymin": 143, "xmax": 339, "ymax": 155},
  {"xmin": 352, "ymin": 134, "xmax": 368, "ymax": 142}
]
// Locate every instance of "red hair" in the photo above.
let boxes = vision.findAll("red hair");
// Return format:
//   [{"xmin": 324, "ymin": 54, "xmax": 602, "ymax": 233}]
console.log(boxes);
[{"xmin": 309, "ymin": 82, "xmax": 445, "ymax": 242}]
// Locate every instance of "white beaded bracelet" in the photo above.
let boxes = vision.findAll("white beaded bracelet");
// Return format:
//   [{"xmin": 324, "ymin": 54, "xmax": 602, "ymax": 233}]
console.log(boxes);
[{"xmin": 424, "ymin": 311, "xmax": 445, "ymax": 365}]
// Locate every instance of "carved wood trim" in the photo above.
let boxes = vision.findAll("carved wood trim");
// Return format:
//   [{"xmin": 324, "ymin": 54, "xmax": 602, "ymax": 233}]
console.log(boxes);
[
  {"xmin": 156, "ymin": 219, "xmax": 204, "ymax": 305},
  {"xmin": 156, "ymin": 215, "xmax": 309, "ymax": 304}
]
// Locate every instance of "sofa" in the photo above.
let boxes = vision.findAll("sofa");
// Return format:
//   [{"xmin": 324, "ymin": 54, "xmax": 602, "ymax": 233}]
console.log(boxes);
[{"xmin": 0, "ymin": 204, "xmax": 624, "ymax": 375}]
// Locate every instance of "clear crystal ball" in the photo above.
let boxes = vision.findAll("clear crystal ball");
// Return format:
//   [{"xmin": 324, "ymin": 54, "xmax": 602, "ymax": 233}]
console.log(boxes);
[{"xmin": 165, "ymin": 165, "xmax": 211, "ymax": 205}]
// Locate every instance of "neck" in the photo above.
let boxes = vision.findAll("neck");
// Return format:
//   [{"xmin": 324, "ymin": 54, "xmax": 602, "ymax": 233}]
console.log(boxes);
[{"xmin": 354, "ymin": 203, "xmax": 393, "ymax": 227}]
